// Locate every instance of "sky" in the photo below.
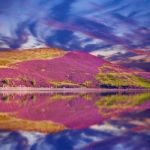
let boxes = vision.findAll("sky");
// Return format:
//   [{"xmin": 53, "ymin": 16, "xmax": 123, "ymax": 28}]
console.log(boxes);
[{"xmin": 0, "ymin": 0, "xmax": 150, "ymax": 53}]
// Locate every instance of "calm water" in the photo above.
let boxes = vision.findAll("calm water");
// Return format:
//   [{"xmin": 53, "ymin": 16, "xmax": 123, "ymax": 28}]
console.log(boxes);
[{"xmin": 0, "ymin": 91, "xmax": 150, "ymax": 150}]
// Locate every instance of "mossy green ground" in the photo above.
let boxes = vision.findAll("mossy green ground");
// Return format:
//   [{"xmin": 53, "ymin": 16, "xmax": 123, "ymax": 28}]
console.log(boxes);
[{"xmin": 96, "ymin": 65, "xmax": 150, "ymax": 88}]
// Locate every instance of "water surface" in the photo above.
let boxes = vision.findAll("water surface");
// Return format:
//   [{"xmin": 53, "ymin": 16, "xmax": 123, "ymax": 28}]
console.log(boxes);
[{"xmin": 0, "ymin": 91, "xmax": 150, "ymax": 150}]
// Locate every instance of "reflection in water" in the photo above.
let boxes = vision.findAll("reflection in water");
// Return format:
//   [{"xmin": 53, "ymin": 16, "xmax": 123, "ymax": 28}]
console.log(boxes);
[{"xmin": 0, "ymin": 91, "xmax": 150, "ymax": 150}]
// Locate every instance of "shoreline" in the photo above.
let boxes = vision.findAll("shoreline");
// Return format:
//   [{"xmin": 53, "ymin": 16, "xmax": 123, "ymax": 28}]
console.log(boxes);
[{"xmin": 0, "ymin": 87, "xmax": 150, "ymax": 94}]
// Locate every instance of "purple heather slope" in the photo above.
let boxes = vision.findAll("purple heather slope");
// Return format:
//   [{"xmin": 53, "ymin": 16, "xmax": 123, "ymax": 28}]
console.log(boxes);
[
  {"xmin": 0, "ymin": 51, "xmax": 149, "ymax": 87},
  {"xmin": 8, "ymin": 51, "xmax": 109, "ymax": 86}
]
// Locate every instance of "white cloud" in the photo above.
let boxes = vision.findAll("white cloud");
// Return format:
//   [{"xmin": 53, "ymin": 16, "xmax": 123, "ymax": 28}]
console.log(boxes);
[
  {"xmin": 90, "ymin": 45, "xmax": 126, "ymax": 57},
  {"xmin": 21, "ymin": 34, "xmax": 46, "ymax": 49}
]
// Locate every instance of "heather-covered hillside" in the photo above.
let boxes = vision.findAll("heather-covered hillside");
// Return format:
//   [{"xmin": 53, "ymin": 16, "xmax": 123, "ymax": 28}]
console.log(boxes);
[{"xmin": 0, "ymin": 48, "xmax": 150, "ymax": 88}]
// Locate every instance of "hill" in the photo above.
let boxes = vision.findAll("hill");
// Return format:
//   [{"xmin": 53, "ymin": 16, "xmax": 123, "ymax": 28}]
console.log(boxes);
[
  {"xmin": 0, "ymin": 48, "xmax": 150, "ymax": 88},
  {"xmin": 108, "ymin": 51, "xmax": 150, "ymax": 72}
]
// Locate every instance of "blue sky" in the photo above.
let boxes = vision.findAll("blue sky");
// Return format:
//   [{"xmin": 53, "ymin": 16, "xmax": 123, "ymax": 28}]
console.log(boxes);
[{"xmin": 0, "ymin": 0, "xmax": 150, "ymax": 52}]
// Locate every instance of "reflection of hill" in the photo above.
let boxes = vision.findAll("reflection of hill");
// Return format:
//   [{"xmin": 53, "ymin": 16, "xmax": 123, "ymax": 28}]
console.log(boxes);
[
  {"xmin": 96, "ymin": 92, "xmax": 150, "ymax": 116},
  {"xmin": 0, "ymin": 92, "xmax": 149, "ymax": 132},
  {"xmin": 0, "ymin": 113, "xmax": 65, "ymax": 133},
  {"xmin": 0, "ymin": 109, "xmax": 149, "ymax": 150}
]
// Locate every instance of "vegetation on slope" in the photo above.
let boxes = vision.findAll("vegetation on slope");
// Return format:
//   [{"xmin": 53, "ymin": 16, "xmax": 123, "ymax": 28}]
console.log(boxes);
[
  {"xmin": 95, "ymin": 65, "xmax": 150, "ymax": 88},
  {"xmin": 0, "ymin": 48, "xmax": 65, "ymax": 67},
  {"xmin": 48, "ymin": 80, "xmax": 79, "ymax": 88}
]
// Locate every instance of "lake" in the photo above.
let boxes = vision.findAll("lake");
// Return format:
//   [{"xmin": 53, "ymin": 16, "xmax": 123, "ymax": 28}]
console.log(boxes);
[{"xmin": 0, "ymin": 91, "xmax": 150, "ymax": 150}]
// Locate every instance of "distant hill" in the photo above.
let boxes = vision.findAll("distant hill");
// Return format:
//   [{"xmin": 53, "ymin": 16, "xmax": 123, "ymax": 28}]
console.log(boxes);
[
  {"xmin": 108, "ymin": 51, "xmax": 150, "ymax": 72},
  {"xmin": 0, "ymin": 48, "xmax": 150, "ymax": 88}
]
